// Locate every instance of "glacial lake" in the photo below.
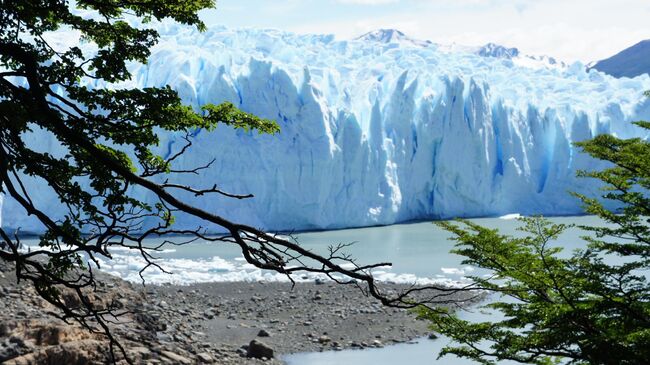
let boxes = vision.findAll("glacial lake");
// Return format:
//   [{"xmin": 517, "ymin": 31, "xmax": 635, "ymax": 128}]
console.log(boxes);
[
  {"xmin": 65, "ymin": 215, "xmax": 609, "ymax": 287},
  {"xmin": 22, "ymin": 215, "xmax": 609, "ymax": 364}
]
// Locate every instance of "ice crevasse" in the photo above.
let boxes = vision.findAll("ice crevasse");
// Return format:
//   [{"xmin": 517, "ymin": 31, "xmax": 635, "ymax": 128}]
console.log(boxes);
[{"xmin": 2, "ymin": 26, "xmax": 650, "ymax": 233}]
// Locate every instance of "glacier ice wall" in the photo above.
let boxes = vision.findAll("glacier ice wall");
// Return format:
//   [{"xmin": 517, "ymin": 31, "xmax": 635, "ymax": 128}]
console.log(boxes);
[{"xmin": 3, "ymin": 26, "xmax": 650, "ymax": 233}]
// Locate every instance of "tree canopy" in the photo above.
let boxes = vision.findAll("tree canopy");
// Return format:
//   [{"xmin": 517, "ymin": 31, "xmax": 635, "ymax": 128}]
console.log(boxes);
[
  {"xmin": 0, "ymin": 1, "xmax": 456, "ymax": 360},
  {"xmin": 420, "ymin": 120, "xmax": 650, "ymax": 365}
]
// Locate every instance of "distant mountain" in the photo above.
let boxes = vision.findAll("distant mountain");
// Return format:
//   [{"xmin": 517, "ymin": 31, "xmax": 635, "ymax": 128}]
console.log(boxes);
[
  {"xmin": 591, "ymin": 40, "xmax": 650, "ymax": 78},
  {"xmin": 356, "ymin": 29, "xmax": 563, "ymax": 69},
  {"xmin": 357, "ymin": 30, "xmax": 520, "ymax": 58},
  {"xmin": 356, "ymin": 29, "xmax": 432, "ymax": 47}
]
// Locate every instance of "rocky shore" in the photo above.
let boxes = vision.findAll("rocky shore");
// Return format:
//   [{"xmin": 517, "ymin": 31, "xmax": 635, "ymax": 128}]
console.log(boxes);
[{"xmin": 0, "ymin": 260, "xmax": 480, "ymax": 364}]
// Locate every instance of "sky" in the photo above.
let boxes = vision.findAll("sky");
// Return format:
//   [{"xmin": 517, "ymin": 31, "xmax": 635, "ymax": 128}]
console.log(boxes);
[{"xmin": 200, "ymin": 0, "xmax": 650, "ymax": 63}]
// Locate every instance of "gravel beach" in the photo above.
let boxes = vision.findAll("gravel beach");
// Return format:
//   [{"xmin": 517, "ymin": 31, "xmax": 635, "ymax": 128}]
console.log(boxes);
[{"xmin": 0, "ymin": 260, "xmax": 481, "ymax": 364}]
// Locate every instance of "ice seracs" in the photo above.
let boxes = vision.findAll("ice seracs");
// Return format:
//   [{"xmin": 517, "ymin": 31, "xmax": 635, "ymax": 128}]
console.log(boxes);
[
  {"xmin": 2, "ymin": 24, "xmax": 650, "ymax": 234},
  {"xmin": 499, "ymin": 213, "xmax": 522, "ymax": 220},
  {"xmin": 475, "ymin": 43, "xmax": 520, "ymax": 59}
]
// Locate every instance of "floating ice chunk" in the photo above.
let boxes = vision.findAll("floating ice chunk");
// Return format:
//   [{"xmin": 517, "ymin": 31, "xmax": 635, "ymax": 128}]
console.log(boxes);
[{"xmin": 499, "ymin": 213, "xmax": 522, "ymax": 220}]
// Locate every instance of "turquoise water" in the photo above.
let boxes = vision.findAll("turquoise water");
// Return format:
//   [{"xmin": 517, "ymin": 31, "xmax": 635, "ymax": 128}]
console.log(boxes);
[
  {"xmin": 283, "ymin": 215, "xmax": 607, "ymax": 365},
  {"xmin": 291, "ymin": 215, "xmax": 605, "ymax": 278},
  {"xmin": 51, "ymin": 215, "xmax": 606, "ymax": 285},
  {"xmin": 21, "ymin": 215, "xmax": 606, "ymax": 284}
]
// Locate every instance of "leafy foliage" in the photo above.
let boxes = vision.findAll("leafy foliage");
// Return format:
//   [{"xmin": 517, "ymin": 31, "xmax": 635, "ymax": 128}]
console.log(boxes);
[
  {"xmin": 420, "ymin": 122, "xmax": 650, "ymax": 364},
  {"xmin": 0, "ymin": 0, "xmax": 281, "ymax": 356},
  {"xmin": 0, "ymin": 1, "xmax": 439, "ymax": 362}
]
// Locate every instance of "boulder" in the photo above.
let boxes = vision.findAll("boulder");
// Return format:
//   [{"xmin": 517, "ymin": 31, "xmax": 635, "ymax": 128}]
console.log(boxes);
[
  {"xmin": 246, "ymin": 339, "xmax": 274, "ymax": 359},
  {"xmin": 196, "ymin": 352, "xmax": 213, "ymax": 363}
]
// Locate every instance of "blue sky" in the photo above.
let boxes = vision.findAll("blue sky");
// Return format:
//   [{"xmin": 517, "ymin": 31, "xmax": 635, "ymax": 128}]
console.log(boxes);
[{"xmin": 200, "ymin": 0, "xmax": 650, "ymax": 62}]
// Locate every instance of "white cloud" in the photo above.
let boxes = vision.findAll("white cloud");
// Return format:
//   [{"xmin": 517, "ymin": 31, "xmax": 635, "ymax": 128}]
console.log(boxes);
[{"xmin": 204, "ymin": 0, "xmax": 650, "ymax": 62}]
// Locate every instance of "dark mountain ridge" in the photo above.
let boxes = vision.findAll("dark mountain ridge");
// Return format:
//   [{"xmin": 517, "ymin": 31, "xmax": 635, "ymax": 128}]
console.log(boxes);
[{"xmin": 591, "ymin": 40, "xmax": 650, "ymax": 78}]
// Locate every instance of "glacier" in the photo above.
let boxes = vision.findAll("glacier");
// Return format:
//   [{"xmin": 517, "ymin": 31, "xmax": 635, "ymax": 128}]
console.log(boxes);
[{"xmin": 3, "ymin": 26, "xmax": 650, "ymax": 234}]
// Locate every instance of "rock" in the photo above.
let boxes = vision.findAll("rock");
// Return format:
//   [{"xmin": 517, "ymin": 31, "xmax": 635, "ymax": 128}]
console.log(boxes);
[
  {"xmin": 5, "ymin": 339, "xmax": 105, "ymax": 365},
  {"xmin": 0, "ymin": 337, "xmax": 26, "ymax": 362},
  {"xmin": 246, "ymin": 340, "xmax": 274, "ymax": 359},
  {"xmin": 318, "ymin": 335, "xmax": 331, "ymax": 344},
  {"xmin": 428, "ymin": 333, "xmax": 439, "ymax": 340},
  {"xmin": 130, "ymin": 346, "xmax": 152, "ymax": 359},
  {"xmin": 236, "ymin": 347, "xmax": 247, "ymax": 356},
  {"xmin": 156, "ymin": 332, "xmax": 172, "ymax": 342},
  {"xmin": 160, "ymin": 351, "xmax": 193, "ymax": 365},
  {"xmin": 196, "ymin": 352, "xmax": 213, "ymax": 363},
  {"xmin": 257, "ymin": 329, "xmax": 270, "ymax": 337}
]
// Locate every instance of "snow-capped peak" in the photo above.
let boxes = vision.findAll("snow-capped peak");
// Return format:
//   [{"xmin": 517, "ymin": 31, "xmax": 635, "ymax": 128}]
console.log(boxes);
[
  {"xmin": 434, "ymin": 41, "xmax": 566, "ymax": 69},
  {"xmin": 357, "ymin": 29, "xmax": 407, "ymax": 43},
  {"xmin": 355, "ymin": 30, "xmax": 564, "ymax": 70},
  {"xmin": 356, "ymin": 29, "xmax": 432, "ymax": 47}
]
